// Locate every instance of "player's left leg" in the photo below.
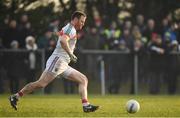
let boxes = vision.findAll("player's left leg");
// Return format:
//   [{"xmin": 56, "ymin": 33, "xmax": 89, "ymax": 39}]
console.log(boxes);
[{"xmin": 62, "ymin": 67, "xmax": 99, "ymax": 112}]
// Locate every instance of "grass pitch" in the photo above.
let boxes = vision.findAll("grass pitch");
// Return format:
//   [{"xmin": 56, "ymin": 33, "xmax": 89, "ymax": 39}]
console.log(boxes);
[{"xmin": 0, "ymin": 94, "xmax": 180, "ymax": 117}]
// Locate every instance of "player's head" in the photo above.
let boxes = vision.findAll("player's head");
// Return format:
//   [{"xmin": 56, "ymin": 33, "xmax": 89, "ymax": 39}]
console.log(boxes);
[{"xmin": 71, "ymin": 11, "xmax": 86, "ymax": 30}]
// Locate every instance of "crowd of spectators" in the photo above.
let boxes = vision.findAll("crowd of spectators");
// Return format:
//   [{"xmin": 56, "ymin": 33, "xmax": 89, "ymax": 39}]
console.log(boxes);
[
  {"xmin": 78, "ymin": 14, "xmax": 180, "ymax": 53},
  {"xmin": 0, "ymin": 13, "xmax": 179, "ymax": 53},
  {"xmin": 0, "ymin": 14, "xmax": 58, "ymax": 50},
  {"xmin": 0, "ymin": 12, "xmax": 180, "ymax": 95}
]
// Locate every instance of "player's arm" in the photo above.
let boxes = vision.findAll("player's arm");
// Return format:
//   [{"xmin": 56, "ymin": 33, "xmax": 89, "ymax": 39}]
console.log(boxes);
[
  {"xmin": 60, "ymin": 35, "xmax": 71, "ymax": 55},
  {"xmin": 60, "ymin": 35, "xmax": 77, "ymax": 63}
]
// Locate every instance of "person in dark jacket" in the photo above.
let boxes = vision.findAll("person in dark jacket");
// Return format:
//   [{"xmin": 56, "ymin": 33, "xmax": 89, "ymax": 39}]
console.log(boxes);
[
  {"xmin": 147, "ymin": 33, "xmax": 165, "ymax": 94},
  {"xmin": 7, "ymin": 40, "xmax": 21, "ymax": 93}
]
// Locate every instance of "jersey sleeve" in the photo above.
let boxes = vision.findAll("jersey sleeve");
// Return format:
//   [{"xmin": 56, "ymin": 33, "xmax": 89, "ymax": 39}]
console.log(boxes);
[
  {"xmin": 69, "ymin": 28, "xmax": 76, "ymax": 39},
  {"xmin": 61, "ymin": 24, "xmax": 76, "ymax": 39}
]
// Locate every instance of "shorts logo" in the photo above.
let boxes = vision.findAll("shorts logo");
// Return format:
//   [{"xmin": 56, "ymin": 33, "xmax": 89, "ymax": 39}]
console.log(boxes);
[{"xmin": 55, "ymin": 68, "xmax": 58, "ymax": 72}]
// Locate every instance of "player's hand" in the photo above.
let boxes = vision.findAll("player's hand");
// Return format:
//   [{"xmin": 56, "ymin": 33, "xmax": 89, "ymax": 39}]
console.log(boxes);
[{"xmin": 69, "ymin": 53, "xmax": 77, "ymax": 63}]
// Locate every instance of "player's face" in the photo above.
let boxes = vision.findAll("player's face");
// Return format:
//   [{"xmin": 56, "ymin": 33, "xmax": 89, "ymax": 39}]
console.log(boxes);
[{"xmin": 76, "ymin": 16, "xmax": 86, "ymax": 30}]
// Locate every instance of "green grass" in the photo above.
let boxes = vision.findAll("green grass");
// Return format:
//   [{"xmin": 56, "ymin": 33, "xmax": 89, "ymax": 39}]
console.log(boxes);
[{"xmin": 0, "ymin": 94, "xmax": 180, "ymax": 117}]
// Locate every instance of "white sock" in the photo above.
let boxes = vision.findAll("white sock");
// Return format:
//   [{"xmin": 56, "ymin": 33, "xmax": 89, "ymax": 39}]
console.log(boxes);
[
  {"xmin": 83, "ymin": 102, "xmax": 90, "ymax": 106},
  {"xmin": 15, "ymin": 93, "xmax": 20, "ymax": 99}
]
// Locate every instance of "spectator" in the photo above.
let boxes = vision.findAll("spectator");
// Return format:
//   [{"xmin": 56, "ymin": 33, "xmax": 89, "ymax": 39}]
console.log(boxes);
[
  {"xmin": 25, "ymin": 36, "xmax": 38, "ymax": 84},
  {"xmin": 163, "ymin": 23, "xmax": 177, "ymax": 44},
  {"xmin": 19, "ymin": 14, "xmax": 29, "ymax": 29},
  {"xmin": 82, "ymin": 27, "xmax": 100, "ymax": 49},
  {"xmin": 124, "ymin": 20, "xmax": 132, "ymax": 30},
  {"xmin": 102, "ymin": 21, "xmax": 121, "ymax": 50},
  {"xmin": 37, "ymin": 28, "xmax": 53, "ymax": 49},
  {"xmin": 143, "ymin": 19, "xmax": 157, "ymax": 42},
  {"xmin": 49, "ymin": 19, "xmax": 60, "ymax": 32},
  {"xmin": 119, "ymin": 28, "xmax": 134, "ymax": 51},
  {"xmin": 0, "ymin": 15, "xmax": 10, "ymax": 43},
  {"xmin": 164, "ymin": 40, "xmax": 179, "ymax": 94},
  {"xmin": 132, "ymin": 25, "xmax": 146, "ymax": 52},
  {"xmin": 108, "ymin": 40, "xmax": 129, "ymax": 94},
  {"xmin": 0, "ymin": 15, "xmax": 9, "ymax": 92},
  {"xmin": 159, "ymin": 18, "xmax": 170, "ymax": 36},
  {"xmin": 136, "ymin": 14, "xmax": 146, "ymax": 34},
  {"xmin": 117, "ymin": 40, "xmax": 130, "ymax": 52},
  {"xmin": 92, "ymin": 7, "xmax": 102, "ymax": 28},
  {"xmin": 7, "ymin": 40, "xmax": 21, "ymax": 93},
  {"xmin": 2, "ymin": 20, "xmax": 19, "ymax": 48},
  {"xmin": 148, "ymin": 34, "xmax": 165, "ymax": 94},
  {"xmin": 18, "ymin": 14, "xmax": 34, "ymax": 48}
]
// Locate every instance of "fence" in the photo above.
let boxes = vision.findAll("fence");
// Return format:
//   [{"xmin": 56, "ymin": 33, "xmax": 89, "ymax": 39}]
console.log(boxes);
[{"xmin": 0, "ymin": 49, "xmax": 179, "ymax": 95}]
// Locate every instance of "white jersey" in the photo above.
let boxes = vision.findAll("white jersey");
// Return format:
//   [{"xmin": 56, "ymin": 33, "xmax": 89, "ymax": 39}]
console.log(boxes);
[{"xmin": 52, "ymin": 23, "xmax": 77, "ymax": 63}]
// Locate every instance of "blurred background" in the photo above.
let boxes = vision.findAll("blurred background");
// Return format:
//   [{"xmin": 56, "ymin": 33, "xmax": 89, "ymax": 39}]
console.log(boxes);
[{"xmin": 0, "ymin": 0, "xmax": 180, "ymax": 95}]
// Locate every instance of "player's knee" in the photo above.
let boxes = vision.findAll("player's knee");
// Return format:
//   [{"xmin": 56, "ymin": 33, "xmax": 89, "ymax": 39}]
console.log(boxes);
[
  {"xmin": 81, "ymin": 75, "xmax": 88, "ymax": 85},
  {"xmin": 84, "ymin": 76, "xmax": 88, "ymax": 85}
]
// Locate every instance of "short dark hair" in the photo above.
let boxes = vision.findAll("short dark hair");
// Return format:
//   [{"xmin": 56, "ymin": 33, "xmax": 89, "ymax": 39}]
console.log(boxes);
[{"xmin": 71, "ymin": 11, "xmax": 86, "ymax": 20}]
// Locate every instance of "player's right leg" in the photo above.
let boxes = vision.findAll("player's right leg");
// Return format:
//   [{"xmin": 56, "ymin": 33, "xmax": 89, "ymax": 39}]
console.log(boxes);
[
  {"xmin": 9, "ymin": 70, "xmax": 56, "ymax": 110},
  {"xmin": 63, "ymin": 67, "xmax": 99, "ymax": 112}
]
